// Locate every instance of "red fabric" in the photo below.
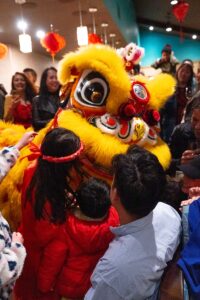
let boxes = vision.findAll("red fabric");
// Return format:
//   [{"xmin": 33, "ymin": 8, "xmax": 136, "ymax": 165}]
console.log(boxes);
[
  {"xmin": 38, "ymin": 207, "xmax": 119, "ymax": 299},
  {"xmin": 14, "ymin": 163, "xmax": 64, "ymax": 300},
  {"xmin": 14, "ymin": 163, "xmax": 119, "ymax": 300},
  {"xmin": 13, "ymin": 102, "xmax": 32, "ymax": 128}
]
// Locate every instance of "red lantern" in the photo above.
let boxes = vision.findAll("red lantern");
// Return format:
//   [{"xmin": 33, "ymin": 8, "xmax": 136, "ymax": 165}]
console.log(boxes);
[
  {"xmin": 0, "ymin": 43, "xmax": 8, "ymax": 59},
  {"xmin": 172, "ymin": 1, "xmax": 189, "ymax": 23},
  {"xmin": 40, "ymin": 32, "xmax": 66, "ymax": 61},
  {"xmin": 88, "ymin": 33, "xmax": 102, "ymax": 44}
]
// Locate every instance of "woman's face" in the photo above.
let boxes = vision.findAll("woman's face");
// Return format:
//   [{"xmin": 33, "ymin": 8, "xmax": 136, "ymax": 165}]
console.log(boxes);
[
  {"xmin": 46, "ymin": 69, "xmax": 59, "ymax": 93},
  {"xmin": 177, "ymin": 64, "xmax": 192, "ymax": 85},
  {"xmin": 13, "ymin": 74, "xmax": 26, "ymax": 92}
]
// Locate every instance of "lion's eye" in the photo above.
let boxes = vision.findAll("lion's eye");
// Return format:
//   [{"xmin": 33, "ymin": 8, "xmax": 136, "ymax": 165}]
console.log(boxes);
[{"xmin": 74, "ymin": 70, "xmax": 109, "ymax": 107}]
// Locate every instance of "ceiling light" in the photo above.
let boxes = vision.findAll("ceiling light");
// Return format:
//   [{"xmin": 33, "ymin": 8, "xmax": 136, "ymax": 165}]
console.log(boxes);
[
  {"xmin": 170, "ymin": 0, "xmax": 178, "ymax": 5},
  {"xmin": 89, "ymin": 7, "xmax": 98, "ymax": 34},
  {"xmin": 17, "ymin": 19, "xmax": 28, "ymax": 31},
  {"xmin": 101, "ymin": 23, "xmax": 108, "ymax": 44},
  {"xmin": 192, "ymin": 34, "xmax": 197, "ymax": 40},
  {"xmin": 19, "ymin": 33, "xmax": 32, "ymax": 53},
  {"xmin": 166, "ymin": 26, "xmax": 172, "ymax": 32},
  {"xmin": 101, "ymin": 23, "xmax": 108, "ymax": 28},
  {"xmin": 89, "ymin": 7, "xmax": 97, "ymax": 13},
  {"xmin": 77, "ymin": 26, "xmax": 88, "ymax": 46},
  {"xmin": 36, "ymin": 30, "xmax": 45, "ymax": 39},
  {"xmin": 149, "ymin": 26, "xmax": 154, "ymax": 31},
  {"xmin": 109, "ymin": 33, "xmax": 116, "ymax": 37},
  {"xmin": 15, "ymin": 0, "xmax": 26, "ymax": 3}
]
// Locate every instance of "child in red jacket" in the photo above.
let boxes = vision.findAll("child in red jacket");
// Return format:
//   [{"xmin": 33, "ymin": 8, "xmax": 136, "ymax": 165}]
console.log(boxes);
[
  {"xmin": 38, "ymin": 178, "xmax": 119, "ymax": 300},
  {"xmin": 14, "ymin": 128, "xmax": 85, "ymax": 300}
]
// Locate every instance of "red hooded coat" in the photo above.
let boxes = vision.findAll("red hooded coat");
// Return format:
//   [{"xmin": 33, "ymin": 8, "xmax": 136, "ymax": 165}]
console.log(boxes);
[{"xmin": 15, "ymin": 163, "xmax": 119, "ymax": 300}]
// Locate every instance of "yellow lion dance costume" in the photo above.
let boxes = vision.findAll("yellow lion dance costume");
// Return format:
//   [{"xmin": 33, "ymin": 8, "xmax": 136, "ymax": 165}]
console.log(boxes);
[{"xmin": 0, "ymin": 44, "xmax": 175, "ymax": 229}]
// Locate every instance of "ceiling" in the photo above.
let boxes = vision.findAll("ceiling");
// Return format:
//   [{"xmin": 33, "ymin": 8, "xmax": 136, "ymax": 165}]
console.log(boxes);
[
  {"xmin": 134, "ymin": 0, "xmax": 200, "ymax": 36},
  {"xmin": 1, "ymin": 0, "xmax": 199, "ymax": 59},
  {"xmin": 0, "ymin": 0, "xmax": 126, "ymax": 58}
]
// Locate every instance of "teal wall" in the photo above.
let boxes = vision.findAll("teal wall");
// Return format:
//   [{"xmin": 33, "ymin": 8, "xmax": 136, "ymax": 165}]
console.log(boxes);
[
  {"xmin": 103, "ymin": 0, "xmax": 139, "ymax": 44},
  {"xmin": 140, "ymin": 28, "xmax": 200, "ymax": 66}
]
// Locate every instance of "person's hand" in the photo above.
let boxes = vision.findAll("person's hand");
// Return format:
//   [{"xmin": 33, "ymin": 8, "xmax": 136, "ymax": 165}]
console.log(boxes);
[
  {"xmin": 7, "ymin": 96, "xmax": 20, "ymax": 114},
  {"xmin": 15, "ymin": 131, "xmax": 38, "ymax": 150},
  {"xmin": 181, "ymin": 187, "xmax": 200, "ymax": 206},
  {"xmin": 10, "ymin": 95, "xmax": 21, "ymax": 110},
  {"xmin": 12, "ymin": 232, "xmax": 24, "ymax": 244},
  {"xmin": 181, "ymin": 198, "xmax": 196, "ymax": 206},
  {"xmin": 181, "ymin": 150, "xmax": 197, "ymax": 164}
]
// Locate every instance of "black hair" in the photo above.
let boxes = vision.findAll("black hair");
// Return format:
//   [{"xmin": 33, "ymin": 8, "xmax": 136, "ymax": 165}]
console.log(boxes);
[
  {"xmin": 76, "ymin": 178, "xmax": 111, "ymax": 219},
  {"xmin": 112, "ymin": 145, "xmax": 166, "ymax": 217},
  {"xmin": 133, "ymin": 64, "xmax": 140, "ymax": 75},
  {"xmin": 161, "ymin": 44, "xmax": 172, "ymax": 55},
  {"xmin": 39, "ymin": 67, "xmax": 60, "ymax": 96},
  {"xmin": 26, "ymin": 127, "xmax": 83, "ymax": 224},
  {"xmin": 23, "ymin": 68, "xmax": 37, "ymax": 79},
  {"xmin": 176, "ymin": 59, "xmax": 194, "ymax": 93},
  {"xmin": 161, "ymin": 180, "xmax": 182, "ymax": 214},
  {"xmin": 11, "ymin": 72, "xmax": 37, "ymax": 102}
]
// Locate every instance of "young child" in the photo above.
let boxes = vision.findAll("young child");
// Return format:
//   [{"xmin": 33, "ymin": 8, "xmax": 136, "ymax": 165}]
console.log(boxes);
[
  {"xmin": 0, "ymin": 131, "xmax": 36, "ymax": 299},
  {"xmin": 37, "ymin": 177, "xmax": 119, "ymax": 300},
  {"xmin": 15, "ymin": 128, "xmax": 85, "ymax": 300}
]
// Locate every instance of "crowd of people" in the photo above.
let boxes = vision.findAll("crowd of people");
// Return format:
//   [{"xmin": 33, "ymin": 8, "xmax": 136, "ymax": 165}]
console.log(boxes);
[
  {"xmin": 0, "ymin": 45, "xmax": 200, "ymax": 300},
  {"xmin": 0, "ymin": 67, "xmax": 61, "ymax": 131}
]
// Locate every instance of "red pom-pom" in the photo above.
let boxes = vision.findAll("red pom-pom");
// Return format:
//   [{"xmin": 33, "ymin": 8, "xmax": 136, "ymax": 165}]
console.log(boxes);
[
  {"xmin": 124, "ymin": 103, "xmax": 136, "ymax": 117},
  {"xmin": 152, "ymin": 110, "xmax": 160, "ymax": 122},
  {"xmin": 125, "ymin": 61, "xmax": 133, "ymax": 71},
  {"xmin": 143, "ymin": 109, "xmax": 160, "ymax": 126},
  {"xmin": 119, "ymin": 102, "xmax": 136, "ymax": 119}
]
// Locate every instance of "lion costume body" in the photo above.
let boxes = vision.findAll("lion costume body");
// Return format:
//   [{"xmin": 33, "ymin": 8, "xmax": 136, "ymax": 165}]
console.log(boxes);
[{"xmin": 0, "ymin": 44, "xmax": 175, "ymax": 229}]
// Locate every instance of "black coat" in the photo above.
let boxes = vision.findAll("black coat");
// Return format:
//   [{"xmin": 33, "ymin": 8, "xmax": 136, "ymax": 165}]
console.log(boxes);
[
  {"xmin": 168, "ymin": 122, "xmax": 195, "ymax": 175},
  {"xmin": 32, "ymin": 94, "xmax": 60, "ymax": 131}
]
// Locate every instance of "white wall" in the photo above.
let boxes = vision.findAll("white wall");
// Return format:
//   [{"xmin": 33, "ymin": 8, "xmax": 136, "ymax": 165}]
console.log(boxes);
[{"xmin": 0, "ymin": 44, "xmax": 58, "ymax": 93}]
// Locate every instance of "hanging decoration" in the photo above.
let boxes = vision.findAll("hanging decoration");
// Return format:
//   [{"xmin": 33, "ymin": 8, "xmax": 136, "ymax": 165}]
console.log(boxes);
[
  {"xmin": 172, "ymin": 0, "xmax": 189, "ymax": 23},
  {"xmin": 88, "ymin": 33, "xmax": 102, "ymax": 44},
  {"xmin": 40, "ymin": 27, "xmax": 66, "ymax": 62},
  {"xmin": 88, "ymin": 8, "xmax": 102, "ymax": 45},
  {"xmin": 172, "ymin": 0, "xmax": 189, "ymax": 39},
  {"xmin": 0, "ymin": 43, "xmax": 8, "ymax": 59},
  {"xmin": 101, "ymin": 23, "xmax": 108, "ymax": 45},
  {"xmin": 77, "ymin": 26, "xmax": 88, "ymax": 46},
  {"xmin": 19, "ymin": 33, "xmax": 32, "ymax": 53},
  {"xmin": 109, "ymin": 33, "xmax": 116, "ymax": 48},
  {"xmin": 77, "ymin": 0, "xmax": 88, "ymax": 46},
  {"xmin": 15, "ymin": 0, "xmax": 32, "ymax": 53}
]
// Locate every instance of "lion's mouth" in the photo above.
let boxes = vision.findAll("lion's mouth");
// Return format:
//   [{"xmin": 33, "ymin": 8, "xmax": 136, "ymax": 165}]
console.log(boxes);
[{"xmin": 87, "ymin": 112, "xmax": 158, "ymax": 146}]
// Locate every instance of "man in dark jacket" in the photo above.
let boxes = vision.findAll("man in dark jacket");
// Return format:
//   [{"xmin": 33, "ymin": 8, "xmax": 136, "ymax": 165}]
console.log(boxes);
[
  {"xmin": 169, "ymin": 105, "xmax": 200, "ymax": 175},
  {"xmin": 151, "ymin": 44, "xmax": 179, "ymax": 76}
]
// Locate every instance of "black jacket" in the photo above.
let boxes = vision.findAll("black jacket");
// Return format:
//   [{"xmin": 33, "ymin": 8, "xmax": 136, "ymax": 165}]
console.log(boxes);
[
  {"xmin": 168, "ymin": 122, "xmax": 195, "ymax": 175},
  {"xmin": 32, "ymin": 94, "xmax": 60, "ymax": 131},
  {"xmin": 184, "ymin": 90, "xmax": 200, "ymax": 123}
]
